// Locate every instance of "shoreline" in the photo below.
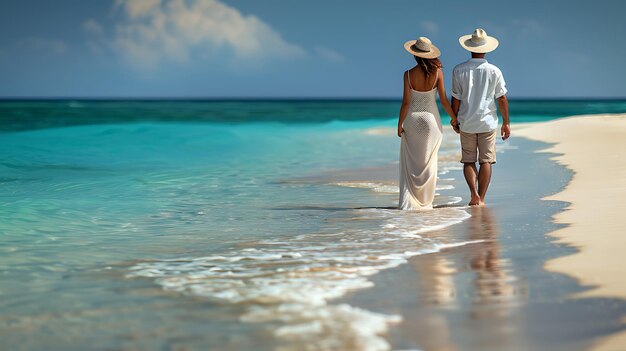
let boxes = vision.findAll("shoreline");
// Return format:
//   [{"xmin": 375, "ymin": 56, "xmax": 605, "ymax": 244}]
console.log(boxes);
[
  {"xmin": 516, "ymin": 114, "xmax": 626, "ymax": 350},
  {"xmin": 331, "ymin": 117, "xmax": 626, "ymax": 350}
]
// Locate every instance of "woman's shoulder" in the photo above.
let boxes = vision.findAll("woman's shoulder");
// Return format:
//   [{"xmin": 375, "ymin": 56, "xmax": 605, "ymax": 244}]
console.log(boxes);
[
  {"xmin": 404, "ymin": 66, "xmax": 419, "ymax": 79},
  {"xmin": 406, "ymin": 65, "xmax": 420, "ymax": 72},
  {"xmin": 406, "ymin": 66, "xmax": 422, "ymax": 77}
]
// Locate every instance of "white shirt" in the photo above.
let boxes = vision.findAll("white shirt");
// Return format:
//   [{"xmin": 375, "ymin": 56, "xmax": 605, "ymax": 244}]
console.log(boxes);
[{"xmin": 451, "ymin": 58, "xmax": 507, "ymax": 133}]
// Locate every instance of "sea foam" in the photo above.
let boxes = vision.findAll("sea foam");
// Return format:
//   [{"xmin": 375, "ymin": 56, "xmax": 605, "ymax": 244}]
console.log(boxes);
[{"xmin": 127, "ymin": 205, "xmax": 473, "ymax": 351}]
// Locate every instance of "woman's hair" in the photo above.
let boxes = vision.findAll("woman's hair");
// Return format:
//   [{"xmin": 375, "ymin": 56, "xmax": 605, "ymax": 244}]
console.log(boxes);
[{"xmin": 414, "ymin": 56, "xmax": 442, "ymax": 77}]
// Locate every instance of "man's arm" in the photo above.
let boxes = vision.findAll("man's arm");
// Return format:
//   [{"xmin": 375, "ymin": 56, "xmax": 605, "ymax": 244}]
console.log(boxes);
[
  {"xmin": 450, "ymin": 67, "xmax": 462, "ymax": 133},
  {"xmin": 497, "ymin": 95, "xmax": 510, "ymax": 140},
  {"xmin": 451, "ymin": 97, "xmax": 461, "ymax": 133}
]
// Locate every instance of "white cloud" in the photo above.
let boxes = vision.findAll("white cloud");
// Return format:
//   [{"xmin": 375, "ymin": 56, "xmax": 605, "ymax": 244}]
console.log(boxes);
[
  {"xmin": 83, "ymin": 19, "xmax": 103, "ymax": 35},
  {"xmin": 315, "ymin": 46, "xmax": 344, "ymax": 62},
  {"xmin": 114, "ymin": 0, "xmax": 161, "ymax": 18},
  {"xmin": 106, "ymin": 0, "xmax": 306, "ymax": 69}
]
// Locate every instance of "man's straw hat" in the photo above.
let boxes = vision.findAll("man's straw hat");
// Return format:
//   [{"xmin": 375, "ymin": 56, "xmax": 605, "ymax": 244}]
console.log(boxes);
[
  {"xmin": 403, "ymin": 37, "xmax": 441, "ymax": 59},
  {"xmin": 458, "ymin": 28, "xmax": 499, "ymax": 53}
]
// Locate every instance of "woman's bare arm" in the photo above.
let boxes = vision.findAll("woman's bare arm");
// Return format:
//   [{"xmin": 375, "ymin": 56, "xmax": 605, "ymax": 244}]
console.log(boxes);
[
  {"xmin": 436, "ymin": 68, "xmax": 459, "ymax": 133},
  {"xmin": 397, "ymin": 71, "xmax": 410, "ymax": 137},
  {"xmin": 452, "ymin": 98, "xmax": 460, "ymax": 115}
]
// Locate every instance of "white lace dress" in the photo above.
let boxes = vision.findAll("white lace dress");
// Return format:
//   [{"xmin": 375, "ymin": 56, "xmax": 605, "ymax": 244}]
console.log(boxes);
[{"xmin": 399, "ymin": 70, "xmax": 443, "ymax": 210}]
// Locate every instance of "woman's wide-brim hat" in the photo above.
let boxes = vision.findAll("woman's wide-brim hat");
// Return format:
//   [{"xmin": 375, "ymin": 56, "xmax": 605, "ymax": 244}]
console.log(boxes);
[
  {"xmin": 459, "ymin": 28, "xmax": 499, "ymax": 53},
  {"xmin": 404, "ymin": 37, "xmax": 441, "ymax": 59}
]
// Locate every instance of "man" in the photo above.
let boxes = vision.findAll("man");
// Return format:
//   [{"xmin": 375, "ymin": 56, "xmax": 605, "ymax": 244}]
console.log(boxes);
[{"xmin": 450, "ymin": 28, "xmax": 510, "ymax": 206}]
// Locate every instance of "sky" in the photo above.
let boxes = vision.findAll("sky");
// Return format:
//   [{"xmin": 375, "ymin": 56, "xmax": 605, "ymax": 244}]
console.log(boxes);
[{"xmin": 0, "ymin": 0, "xmax": 625, "ymax": 98}]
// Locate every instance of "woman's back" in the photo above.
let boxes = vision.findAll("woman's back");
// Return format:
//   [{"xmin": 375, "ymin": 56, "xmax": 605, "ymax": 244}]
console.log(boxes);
[
  {"xmin": 407, "ymin": 66, "xmax": 438, "ymax": 92},
  {"xmin": 406, "ymin": 68, "xmax": 442, "ymax": 132}
]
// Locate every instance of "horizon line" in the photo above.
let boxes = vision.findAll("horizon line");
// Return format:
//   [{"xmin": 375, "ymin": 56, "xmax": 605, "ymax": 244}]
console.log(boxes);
[{"xmin": 1, "ymin": 96, "xmax": 626, "ymax": 101}]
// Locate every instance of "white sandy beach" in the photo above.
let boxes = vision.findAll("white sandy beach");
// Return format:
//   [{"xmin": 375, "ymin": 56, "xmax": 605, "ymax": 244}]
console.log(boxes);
[{"xmin": 517, "ymin": 114, "xmax": 626, "ymax": 350}]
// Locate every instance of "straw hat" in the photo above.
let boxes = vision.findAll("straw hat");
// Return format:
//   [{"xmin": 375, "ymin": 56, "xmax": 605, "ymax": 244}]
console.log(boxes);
[
  {"xmin": 458, "ymin": 28, "xmax": 499, "ymax": 53},
  {"xmin": 404, "ymin": 37, "xmax": 441, "ymax": 59}
]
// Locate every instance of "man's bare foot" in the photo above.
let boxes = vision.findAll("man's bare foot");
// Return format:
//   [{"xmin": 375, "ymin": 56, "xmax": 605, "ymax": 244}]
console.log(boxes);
[
  {"xmin": 478, "ymin": 196, "xmax": 486, "ymax": 207},
  {"xmin": 469, "ymin": 194, "xmax": 481, "ymax": 206}
]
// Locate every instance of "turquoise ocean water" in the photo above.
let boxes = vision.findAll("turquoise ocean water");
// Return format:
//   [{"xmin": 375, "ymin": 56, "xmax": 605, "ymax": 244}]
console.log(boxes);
[{"xmin": 1, "ymin": 99, "xmax": 625, "ymax": 350}]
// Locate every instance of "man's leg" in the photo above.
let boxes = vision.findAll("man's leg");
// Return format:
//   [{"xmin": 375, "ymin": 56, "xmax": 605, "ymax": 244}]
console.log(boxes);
[
  {"xmin": 464, "ymin": 163, "xmax": 481, "ymax": 205},
  {"xmin": 476, "ymin": 130, "xmax": 497, "ymax": 205},
  {"xmin": 460, "ymin": 131, "xmax": 481, "ymax": 206},
  {"xmin": 477, "ymin": 162, "xmax": 492, "ymax": 205}
]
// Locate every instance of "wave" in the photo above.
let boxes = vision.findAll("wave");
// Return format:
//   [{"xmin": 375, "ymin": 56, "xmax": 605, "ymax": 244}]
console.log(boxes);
[{"xmin": 127, "ymin": 206, "xmax": 472, "ymax": 350}]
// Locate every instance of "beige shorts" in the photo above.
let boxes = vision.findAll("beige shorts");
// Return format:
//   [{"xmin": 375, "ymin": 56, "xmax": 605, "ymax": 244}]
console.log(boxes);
[{"xmin": 460, "ymin": 129, "xmax": 497, "ymax": 164}]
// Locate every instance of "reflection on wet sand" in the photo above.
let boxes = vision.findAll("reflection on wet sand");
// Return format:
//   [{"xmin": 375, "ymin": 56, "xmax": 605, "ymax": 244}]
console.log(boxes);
[
  {"xmin": 415, "ymin": 254, "xmax": 457, "ymax": 307},
  {"xmin": 406, "ymin": 207, "xmax": 528, "ymax": 351},
  {"xmin": 468, "ymin": 207, "xmax": 521, "ymax": 305},
  {"xmin": 409, "ymin": 253, "xmax": 459, "ymax": 351},
  {"xmin": 465, "ymin": 207, "xmax": 528, "ymax": 350}
]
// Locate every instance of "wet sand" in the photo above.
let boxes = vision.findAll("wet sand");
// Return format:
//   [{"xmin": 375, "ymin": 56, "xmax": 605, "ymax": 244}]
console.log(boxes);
[
  {"xmin": 517, "ymin": 114, "xmax": 626, "ymax": 350},
  {"xmin": 334, "ymin": 128, "xmax": 626, "ymax": 350}
]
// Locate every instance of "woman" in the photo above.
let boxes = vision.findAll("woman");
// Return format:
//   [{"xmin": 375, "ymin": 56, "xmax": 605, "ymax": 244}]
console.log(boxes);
[{"xmin": 398, "ymin": 37, "xmax": 458, "ymax": 210}]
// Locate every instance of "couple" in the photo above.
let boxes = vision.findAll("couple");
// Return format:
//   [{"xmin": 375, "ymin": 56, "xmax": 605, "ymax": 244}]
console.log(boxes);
[{"xmin": 398, "ymin": 28, "xmax": 510, "ymax": 210}]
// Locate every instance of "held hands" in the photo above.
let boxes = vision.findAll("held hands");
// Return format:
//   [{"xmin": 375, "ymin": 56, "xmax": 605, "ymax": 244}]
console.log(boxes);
[
  {"xmin": 397, "ymin": 126, "xmax": 404, "ymax": 138},
  {"xmin": 501, "ymin": 123, "xmax": 511, "ymax": 140},
  {"xmin": 450, "ymin": 118, "xmax": 460, "ymax": 134}
]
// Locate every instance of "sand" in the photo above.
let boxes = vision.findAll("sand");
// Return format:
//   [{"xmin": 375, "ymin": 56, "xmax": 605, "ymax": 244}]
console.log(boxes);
[{"xmin": 516, "ymin": 114, "xmax": 626, "ymax": 350}]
